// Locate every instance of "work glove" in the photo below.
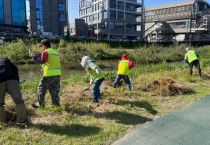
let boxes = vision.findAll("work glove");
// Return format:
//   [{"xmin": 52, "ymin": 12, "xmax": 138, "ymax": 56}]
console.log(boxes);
[
  {"xmin": 90, "ymin": 78, "xmax": 94, "ymax": 85},
  {"xmin": 29, "ymin": 48, "xmax": 35, "ymax": 56},
  {"xmin": 96, "ymin": 69, "xmax": 99, "ymax": 75}
]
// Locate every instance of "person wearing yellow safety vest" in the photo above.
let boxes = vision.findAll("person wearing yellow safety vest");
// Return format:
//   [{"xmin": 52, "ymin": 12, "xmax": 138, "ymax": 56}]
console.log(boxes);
[
  {"xmin": 29, "ymin": 39, "xmax": 61, "ymax": 108},
  {"xmin": 184, "ymin": 47, "xmax": 202, "ymax": 77},
  {"xmin": 113, "ymin": 54, "xmax": 134, "ymax": 90},
  {"xmin": 81, "ymin": 56, "xmax": 105, "ymax": 103}
]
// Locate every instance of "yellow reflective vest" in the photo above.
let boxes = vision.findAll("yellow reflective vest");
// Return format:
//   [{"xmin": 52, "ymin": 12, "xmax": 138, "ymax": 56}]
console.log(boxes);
[
  {"xmin": 117, "ymin": 60, "xmax": 129, "ymax": 75},
  {"xmin": 86, "ymin": 61, "xmax": 104, "ymax": 81},
  {"xmin": 42, "ymin": 48, "xmax": 61, "ymax": 77},
  {"xmin": 185, "ymin": 50, "xmax": 198, "ymax": 63}
]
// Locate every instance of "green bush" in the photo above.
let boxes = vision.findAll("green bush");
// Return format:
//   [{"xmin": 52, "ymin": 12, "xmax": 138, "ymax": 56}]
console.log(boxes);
[
  {"xmin": 2, "ymin": 40, "xmax": 210, "ymax": 68},
  {"xmin": 59, "ymin": 39, "xmax": 67, "ymax": 47},
  {"xmin": 0, "ymin": 40, "xmax": 31, "ymax": 63}
]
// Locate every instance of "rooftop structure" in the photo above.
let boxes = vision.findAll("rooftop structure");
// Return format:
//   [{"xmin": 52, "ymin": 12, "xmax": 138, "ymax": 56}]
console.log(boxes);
[{"xmin": 144, "ymin": 0, "xmax": 210, "ymax": 43}]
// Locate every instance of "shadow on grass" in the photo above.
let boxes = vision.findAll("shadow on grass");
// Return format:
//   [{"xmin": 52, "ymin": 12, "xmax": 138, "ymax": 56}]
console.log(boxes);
[
  {"xmin": 202, "ymin": 74, "xmax": 210, "ymax": 80},
  {"xmin": 109, "ymin": 99, "xmax": 158, "ymax": 115},
  {"xmin": 93, "ymin": 111, "xmax": 152, "ymax": 125},
  {"xmin": 35, "ymin": 123, "xmax": 101, "ymax": 136}
]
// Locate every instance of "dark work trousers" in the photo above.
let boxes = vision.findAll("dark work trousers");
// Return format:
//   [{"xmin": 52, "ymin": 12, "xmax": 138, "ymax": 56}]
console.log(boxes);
[
  {"xmin": 113, "ymin": 75, "xmax": 132, "ymax": 90},
  {"xmin": 93, "ymin": 78, "xmax": 104, "ymax": 101},
  {"xmin": 0, "ymin": 80, "xmax": 24, "ymax": 106},
  {"xmin": 189, "ymin": 60, "xmax": 202, "ymax": 77},
  {"xmin": 37, "ymin": 75, "xmax": 60, "ymax": 106}
]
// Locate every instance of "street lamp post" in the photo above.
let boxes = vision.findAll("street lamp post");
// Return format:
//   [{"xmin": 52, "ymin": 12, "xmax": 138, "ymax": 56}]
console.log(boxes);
[
  {"xmin": 141, "ymin": 0, "xmax": 145, "ymax": 40},
  {"xmin": 108, "ymin": 10, "xmax": 110, "ymax": 40}
]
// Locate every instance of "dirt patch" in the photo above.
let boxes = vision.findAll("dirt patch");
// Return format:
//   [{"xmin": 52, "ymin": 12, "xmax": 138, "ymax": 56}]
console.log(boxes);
[{"xmin": 147, "ymin": 77, "xmax": 194, "ymax": 96}]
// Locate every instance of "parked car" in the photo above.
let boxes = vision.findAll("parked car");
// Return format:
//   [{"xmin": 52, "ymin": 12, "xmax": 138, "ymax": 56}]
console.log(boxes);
[
  {"xmin": 132, "ymin": 39, "xmax": 140, "ymax": 42},
  {"xmin": 39, "ymin": 32, "xmax": 60, "ymax": 39}
]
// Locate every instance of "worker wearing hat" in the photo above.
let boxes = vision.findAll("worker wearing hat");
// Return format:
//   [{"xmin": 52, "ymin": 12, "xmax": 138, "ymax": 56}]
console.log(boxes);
[
  {"xmin": 184, "ymin": 47, "xmax": 202, "ymax": 77},
  {"xmin": 29, "ymin": 39, "xmax": 61, "ymax": 108},
  {"xmin": 81, "ymin": 56, "xmax": 105, "ymax": 103},
  {"xmin": 113, "ymin": 54, "xmax": 134, "ymax": 90}
]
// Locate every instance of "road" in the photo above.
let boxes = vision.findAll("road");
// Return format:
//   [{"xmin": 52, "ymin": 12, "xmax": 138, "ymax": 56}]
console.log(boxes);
[{"xmin": 113, "ymin": 96, "xmax": 210, "ymax": 145}]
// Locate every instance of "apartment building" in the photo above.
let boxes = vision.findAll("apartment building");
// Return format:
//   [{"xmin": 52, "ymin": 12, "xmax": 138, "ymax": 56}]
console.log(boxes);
[
  {"xmin": 70, "ymin": 18, "xmax": 88, "ymax": 37},
  {"xmin": 79, "ymin": 0, "xmax": 143, "ymax": 40},
  {"xmin": 29, "ymin": 0, "xmax": 68, "ymax": 36}
]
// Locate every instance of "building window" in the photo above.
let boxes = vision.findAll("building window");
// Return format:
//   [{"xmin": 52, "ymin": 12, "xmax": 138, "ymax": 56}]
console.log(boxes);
[
  {"xmin": 98, "ymin": 23, "xmax": 101, "ymax": 29},
  {"xmin": 118, "ymin": 11, "xmax": 124, "ymax": 19},
  {"xmin": 168, "ymin": 21, "xmax": 188, "ymax": 29},
  {"xmin": 110, "ymin": 10, "xmax": 116, "ymax": 19},
  {"xmin": 126, "ymin": 24, "xmax": 135, "ymax": 30},
  {"xmin": 87, "ymin": 7, "xmax": 92, "ymax": 14},
  {"xmin": 0, "ymin": 0, "xmax": 4, "ymax": 24},
  {"xmin": 103, "ymin": 11, "xmax": 107, "ymax": 19},
  {"xmin": 114, "ymin": 22, "xmax": 123, "ymax": 29},
  {"xmin": 93, "ymin": 13, "xmax": 97, "ymax": 21},
  {"xmin": 118, "ymin": 1, "xmax": 124, "ymax": 10},
  {"xmin": 11, "ymin": 0, "xmax": 26, "ymax": 26},
  {"xmin": 59, "ymin": 14, "xmax": 66, "ymax": 21},
  {"xmin": 58, "ymin": 4, "xmax": 65, "ymax": 11},
  {"xmin": 98, "ymin": 2, "xmax": 103, "ymax": 11},
  {"xmin": 110, "ymin": 0, "xmax": 116, "ymax": 9},
  {"xmin": 89, "ymin": 15, "xmax": 93, "ymax": 22},
  {"xmin": 101, "ymin": 22, "xmax": 106, "ymax": 29},
  {"xmin": 125, "ymin": 13, "xmax": 135, "ymax": 20},
  {"xmin": 36, "ymin": 0, "xmax": 43, "ymax": 32},
  {"xmin": 110, "ymin": 22, "xmax": 114, "ymax": 29},
  {"xmin": 98, "ymin": 12, "xmax": 102, "ymax": 19},
  {"xmin": 125, "ymin": 3, "xmax": 135, "ymax": 11}
]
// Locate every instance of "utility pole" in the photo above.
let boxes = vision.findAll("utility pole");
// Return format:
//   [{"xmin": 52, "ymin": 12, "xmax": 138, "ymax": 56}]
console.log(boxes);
[
  {"xmin": 66, "ymin": 0, "xmax": 70, "ymax": 39},
  {"xmin": 141, "ymin": 0, "xmax": 145, "ymax": 41},
  {"xmin": 108, "ymin": 10, "xmax": 110, "ymax": 40}
]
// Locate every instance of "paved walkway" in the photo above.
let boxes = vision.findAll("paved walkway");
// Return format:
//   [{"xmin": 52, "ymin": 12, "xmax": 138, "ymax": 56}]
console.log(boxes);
[{"xmin": 113, "ymin": 96, "xmax": 210, "ymax": 145}]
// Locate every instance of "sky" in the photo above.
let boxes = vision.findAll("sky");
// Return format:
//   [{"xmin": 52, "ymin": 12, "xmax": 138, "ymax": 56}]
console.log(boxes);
[{"xmin": 69, "ymin": 0, "xmax": 210, "ymax": 23}]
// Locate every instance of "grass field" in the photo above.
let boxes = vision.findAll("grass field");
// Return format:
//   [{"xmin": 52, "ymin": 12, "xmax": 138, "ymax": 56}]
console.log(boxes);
[
  {"xmin": 1, "ymin": 60, "xmax": 210, "ymax": 145},
  {"xmin": 1, "ymin": 41, "xmax": 210, "ymax": 144}
]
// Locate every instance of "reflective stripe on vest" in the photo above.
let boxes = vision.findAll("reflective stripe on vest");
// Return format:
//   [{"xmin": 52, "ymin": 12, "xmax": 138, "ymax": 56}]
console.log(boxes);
[
  {"xmin": 186, "ymin": 50, "xmax": 198, "ymax": 63},
  {"xmin": 86, "ymin": 61, "xmax": 104, "ymax": 81},
  {"xmin": 43, "ymin": 48, "xmax": 61, "ymax": 77},
  {"xmin": 117, "ymin": 60, "xmax": 129, "ymax": 75}
]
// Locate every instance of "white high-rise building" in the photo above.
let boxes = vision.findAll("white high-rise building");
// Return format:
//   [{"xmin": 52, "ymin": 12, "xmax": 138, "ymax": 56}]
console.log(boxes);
[{"xmin": 79, "ymin": 0, "xmax": 143, "ymax": 40}]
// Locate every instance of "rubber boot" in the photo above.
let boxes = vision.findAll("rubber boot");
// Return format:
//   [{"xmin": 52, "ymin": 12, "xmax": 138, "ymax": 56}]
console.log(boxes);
[
  {"xmin": 0, "ymin": 106, "xmax": 6, "ymax": 123},
  {"xmin": 15, "ymin": 103, "xmax": 27, "ymax": 123}
]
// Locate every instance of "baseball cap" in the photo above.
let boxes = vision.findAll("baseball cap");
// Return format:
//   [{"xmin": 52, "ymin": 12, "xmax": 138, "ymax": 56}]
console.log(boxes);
[
  {"xmin": 121, "ymin": 54, "xmax": 127, "ymax": 60},
  {"xmin": 39, "ymin": 39, "xmax": 51, "ymax": 47}
]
